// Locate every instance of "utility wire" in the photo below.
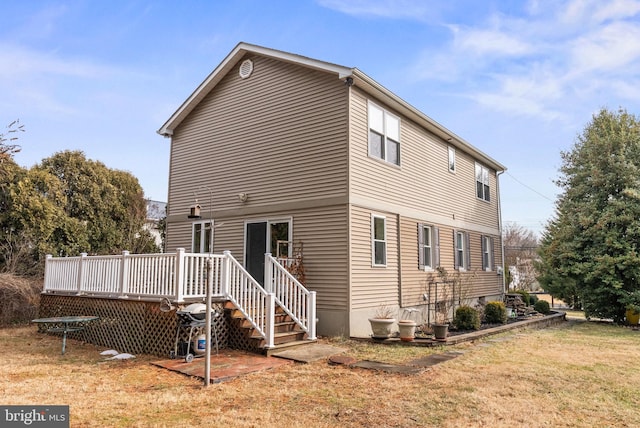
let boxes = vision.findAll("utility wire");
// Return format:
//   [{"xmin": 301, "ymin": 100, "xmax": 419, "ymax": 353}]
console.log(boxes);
[{"xmin": 504, "ymin": 171, "xmax": 555, "ymax": 202}]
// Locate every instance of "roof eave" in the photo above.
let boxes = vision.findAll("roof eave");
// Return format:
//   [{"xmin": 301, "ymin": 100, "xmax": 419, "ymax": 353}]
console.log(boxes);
[
  {"xmin": 157, "ymin": 42, "xmax": 353, "ymax": 137},
  {"xmin": 350, "ymin": 69, "xmax": 506, "ymax": 172}
]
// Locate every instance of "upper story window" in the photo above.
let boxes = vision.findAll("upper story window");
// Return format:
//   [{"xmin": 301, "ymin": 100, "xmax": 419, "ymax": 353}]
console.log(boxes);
[
  {"xmin": 192, "ymin": 221, "xmax": 213, "ymax": 253},
  {"xmin": 372, "ymin": 214, "xmax": 387, "ymax": 266},
  {"xmin": 448, "ymin": 147, "xmax": 456, "ymax": 173},
  {"xmin": 418, "ymin": 224, "xmax": 439, "ymax": 270},
  {"xmin": 475, "ymin": 163, "xmax": 490, "ymax": 201},
  {"xmin": 368, "ymin": 101, "xmax": 400, "ymax": 166}
]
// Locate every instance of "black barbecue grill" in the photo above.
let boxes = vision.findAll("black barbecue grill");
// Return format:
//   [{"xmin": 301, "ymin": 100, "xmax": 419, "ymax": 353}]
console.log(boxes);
[{"xmin": 170, "ymin": 303, "xmax": 220, "ymax": 362}]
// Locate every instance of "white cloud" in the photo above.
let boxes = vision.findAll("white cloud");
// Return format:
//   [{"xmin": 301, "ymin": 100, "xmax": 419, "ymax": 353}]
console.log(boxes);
[
  {"xmin": 451, "ymin": 26, "xmax": 534, "ymax": 57},
  {"xmin": 568, "ymin": 22, "xmax": 640, "ymax": 73},
  {"xmin": 316, "ymin": 0, "xmax": 435, "ymax": 21},
  {"xmin": 402, "ymin": 1, "xmax": 640, "ymax": 121}
]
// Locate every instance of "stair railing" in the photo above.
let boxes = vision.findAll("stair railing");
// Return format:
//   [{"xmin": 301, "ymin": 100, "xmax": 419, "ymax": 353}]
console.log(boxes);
[
  {"xmin": 264, "ymin": 253, "xmax": 317, "ymax": 340},
  {"xmin": 222, "ymin": 251, "xmax": 275, "ymax": 348}
]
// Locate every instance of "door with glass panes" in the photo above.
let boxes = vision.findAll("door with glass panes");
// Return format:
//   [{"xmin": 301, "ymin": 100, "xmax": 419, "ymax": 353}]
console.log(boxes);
[{"xmin": 245, "ymin": 219, "xmax": 291, "ymax": 284}]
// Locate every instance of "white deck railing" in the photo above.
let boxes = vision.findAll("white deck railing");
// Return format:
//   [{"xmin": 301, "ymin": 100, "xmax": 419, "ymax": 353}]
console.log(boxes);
[{"xmin": 43, "ymin": 249, "xmax": 315, "ymax": 348}]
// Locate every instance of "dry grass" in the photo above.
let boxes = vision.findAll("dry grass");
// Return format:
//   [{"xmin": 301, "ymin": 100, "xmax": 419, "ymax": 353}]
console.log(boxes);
[
  {"xmin": 0, "ymin": 273, "xmax": 41, "ymax": 325},
  {"xmin": 1, "ymin": 320, "xmax": 639, "ymax": 427}
]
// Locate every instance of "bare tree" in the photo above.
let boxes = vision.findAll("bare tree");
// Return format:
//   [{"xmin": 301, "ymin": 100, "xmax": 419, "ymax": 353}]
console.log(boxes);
[
  {"xmin": 0, "ymin": 120, "xmax": 24, "ymax": 163},
  {"xmin": 503, "ymin": 222, "xmax": 539, "ymax": 291}
]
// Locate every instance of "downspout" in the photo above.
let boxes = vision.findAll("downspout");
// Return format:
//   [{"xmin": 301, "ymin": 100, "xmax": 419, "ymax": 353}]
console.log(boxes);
[{"xmin": 496, "ymin": 169, "xmax": 506, "ymax": 298}]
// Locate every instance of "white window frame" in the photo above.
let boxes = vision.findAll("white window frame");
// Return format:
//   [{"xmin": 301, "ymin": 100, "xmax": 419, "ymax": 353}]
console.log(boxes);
[
  {"xmin": 418, "ymin": 224, "xmax": 439, "ymax": 271},
  {"xmin": 192, "ymin": 220, "xmax": 213, "ymax": 253},
  {"xmin": 482, "ymin": 235, "xmax": 494, "ymax": 272},
  {"xmin": 448, "ymin": 146, "xmax": 456, "ymax": 173},
  {"xmin": 368, "ymin": 101, "xmax": 400, "ymax": 166},
  {"xmin": 371, "ymin": 214, "xmax": 387, "ymax": 267},
  {"xmin": 476, "ymin": 163, "xmax": 490, "ymax": 202},
  {"xmin": 454, "ymin": 230, "xmax": 470, "ymax": 271}
]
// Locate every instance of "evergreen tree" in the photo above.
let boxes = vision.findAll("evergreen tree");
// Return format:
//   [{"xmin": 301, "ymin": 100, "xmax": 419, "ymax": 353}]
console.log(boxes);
[{"xmin": 537, "ymin": 108, "xmax": 640, "ymax": 322}]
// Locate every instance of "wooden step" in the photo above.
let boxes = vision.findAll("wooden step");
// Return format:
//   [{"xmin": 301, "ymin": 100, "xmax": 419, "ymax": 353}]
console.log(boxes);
[{"xmin": 250, "ymin": 330, "xmax": 307, "ymax": 347}]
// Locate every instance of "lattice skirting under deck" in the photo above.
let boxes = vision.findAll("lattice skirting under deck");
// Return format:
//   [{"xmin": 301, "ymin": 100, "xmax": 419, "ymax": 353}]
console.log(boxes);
[{"xmin": 38, "ymin": 295, "xmax": 246, "ymax": 357}]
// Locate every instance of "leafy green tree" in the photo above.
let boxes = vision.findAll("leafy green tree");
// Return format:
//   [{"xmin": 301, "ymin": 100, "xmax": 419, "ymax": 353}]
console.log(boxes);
[
  {"xmin": 0, "ymin": 150, "xmax": 159, "ymax": 275},
  {"xmin": 537, "ymin": 108, "xmax": 640, "ymax": 322}
]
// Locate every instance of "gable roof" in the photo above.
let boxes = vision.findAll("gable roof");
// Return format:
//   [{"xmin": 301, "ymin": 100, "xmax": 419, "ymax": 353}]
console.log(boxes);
[{"xmin": 158, "ymin": 42, "xmax": 506, "ymax": 172}]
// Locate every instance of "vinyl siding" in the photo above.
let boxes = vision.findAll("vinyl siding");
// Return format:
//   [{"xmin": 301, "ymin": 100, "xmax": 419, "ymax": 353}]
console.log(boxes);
[
  {"xmin": 185, "ymin": 206, "xmax": 349, "ymax": 311},
  {"xmin": 349, "ymin": 88, "xmax": 499, "ymax": 231},
  {"xmin": 350, "ymin": 205, "xmax": 399, "ymax": 309},
  {"xmin": 166, "ymin": 53, "xmax": 349, "ymax": 225},
  {"xmin": 165, "ymin": 53, "xmax": 351, "ymax": 311},
  {"xmin": 399, "ymin": 216, "xmax": 503, "ymax": 307}
]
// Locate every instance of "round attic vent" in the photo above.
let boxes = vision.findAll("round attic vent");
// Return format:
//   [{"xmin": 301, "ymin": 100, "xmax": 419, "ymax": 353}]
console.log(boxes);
[{"xmin": 239, "ymin": 59, "xmax": 253, "ymax": 79}]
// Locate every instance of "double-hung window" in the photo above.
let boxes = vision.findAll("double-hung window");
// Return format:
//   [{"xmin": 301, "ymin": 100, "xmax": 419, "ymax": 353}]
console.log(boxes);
[
  {"xmin": 454, "ymin": 230, "xmax": 470, "ymax": 271},
  {"xmin": 192, "ymin": 221, "xmax": 213, "ymax": 253},
  {"xmin": 418, "ymin": 224, "xmax": 439, "ymax": 270},
  {"xmin": 482, "ymin": 235, "xmax": 494, "ymax": 271},
  {"xmin": 372, "ymin": 215, "xmax": 387, "ymax": 266},
  {"xmin": 476, "ymin": 163, "xmax": 490, "ymax": 201},
  {"xmin": 368, "ymin": 102, "xmax": 400, "ymax": 166}
]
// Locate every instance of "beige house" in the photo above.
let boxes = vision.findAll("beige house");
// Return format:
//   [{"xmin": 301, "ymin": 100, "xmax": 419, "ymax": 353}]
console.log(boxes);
[{"xmin": 158, "ymin": 42, "xmax": 507, "ymax": 338}]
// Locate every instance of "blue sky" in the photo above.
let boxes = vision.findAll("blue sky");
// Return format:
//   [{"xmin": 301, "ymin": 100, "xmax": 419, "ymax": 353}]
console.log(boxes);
[{"xmin": 2, "ymin": 0, "xmax": 640, "ymax": 237}]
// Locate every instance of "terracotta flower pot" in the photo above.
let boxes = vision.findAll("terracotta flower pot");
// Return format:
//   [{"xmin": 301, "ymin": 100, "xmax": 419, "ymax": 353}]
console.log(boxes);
[{"xmin": 398, "ymin": 320, "xmax": 417, "ymax": 342}]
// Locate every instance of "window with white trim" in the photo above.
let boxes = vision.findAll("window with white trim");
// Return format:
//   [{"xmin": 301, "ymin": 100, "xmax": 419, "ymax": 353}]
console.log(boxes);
[
  {"xmin": 482, "ymin": 235, "xmax": 494, "ymax": 271},
  {"xmin": 454, "ymin": 230, "xmax": 470, "ymax": 271},
  {"xmin": 372, "ymin": 215, "xmax": 387, "ymax": 266},
  {"xmin": 448, "ymin": 147, "xmax": 456, "ymax": 173},
  {"xmin": 368, "ymin": 101, "xmax": 400, "ymax": 166},
  {"xmin": 192, "ymin": 221, "xmax": 213, "ymax": 253},
  {"xmin": 476, "ymin": 163, "xmax": 490, "ymax": 201},
  {"xmin": 418, "ymin": 224, "xmax": 440, "ymax": 270}
]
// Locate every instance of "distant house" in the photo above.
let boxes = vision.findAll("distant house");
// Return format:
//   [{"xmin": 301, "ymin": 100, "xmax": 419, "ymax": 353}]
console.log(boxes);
[
  {"xmin": 145, "ymin": 200, "xmax": 166, "ymax": 250},
  {"xmin": 158, "ymin": 42, "xmax": 507, "ymax": 337}
]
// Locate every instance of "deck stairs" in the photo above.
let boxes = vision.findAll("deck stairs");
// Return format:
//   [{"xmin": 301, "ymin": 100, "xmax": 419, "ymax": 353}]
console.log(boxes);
[{"xmin": 224, "ymin": 300, "xmax": 315, "ymax": 356}]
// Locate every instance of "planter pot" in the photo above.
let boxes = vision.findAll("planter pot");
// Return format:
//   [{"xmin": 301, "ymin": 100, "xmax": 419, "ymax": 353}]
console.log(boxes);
[
  {"xmin": 369, "ymin": 318, "xmax": 396, "ymax": 339},
  {"xmin": 626, "ymin": 310, "xmax": 640, "ymax": 326},
  {"xmin": 398, "ymin": 320, "xmax": 417, "ymax": 342},
  {"xmin": 432, "ymin": 323, "xmax": 449, "ymax": 341}
]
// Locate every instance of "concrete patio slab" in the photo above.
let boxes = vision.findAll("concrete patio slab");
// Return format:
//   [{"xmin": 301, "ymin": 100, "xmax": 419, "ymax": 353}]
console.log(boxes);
[{"xmin": 270, "ymin": 343, "xmax": 348, "ymax": 363}]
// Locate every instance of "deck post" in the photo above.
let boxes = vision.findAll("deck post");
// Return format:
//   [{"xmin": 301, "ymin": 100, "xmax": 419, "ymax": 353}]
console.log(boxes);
[
  {"xmin": 221, "ymin": 251, "xmax": 231, "ymax": 298},
  {"xmin": 308, "ymin": 290, "xmax": 317, "ymax": 340},
  {"xmin": 264, "ymin": 253, "xmax": 273, "ymax": 293},
  {"xmin": 118, "ymin": 250, "xmax": 130, "ymax": 297},
  {"xmin": 76, "ymin": 253, "xmax": 87, "ymax": 295},
  {"xmin": 175, "ymin": 248, "xmax": 185, "ymax": 302},
  {"xmin": 265, "ymin": 293, "xmax": 275, "ymax": 348},
  {"xmin": 44, "ymin": 254, "xmax": 53, "ymax": 292}
]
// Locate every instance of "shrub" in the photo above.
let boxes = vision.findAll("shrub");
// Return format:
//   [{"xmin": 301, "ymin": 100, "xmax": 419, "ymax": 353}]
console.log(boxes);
[
  {"xmin": 534, "ymin": 299, "xmax": 551, "ymax": 315},
  {"xmin": 514, "ymin": 289, "xmax": 530, "ymax": 306},
  {"xmin": 529, "ymin": 294, "xmax": 539, "ymax": 305},
  {"xmin": 484, "ymin": 301, "xmax": 507, "ymax": 324},
  {"xmin": 453, "ymin": 305, "xmax": 481, "ymax": 331}
]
